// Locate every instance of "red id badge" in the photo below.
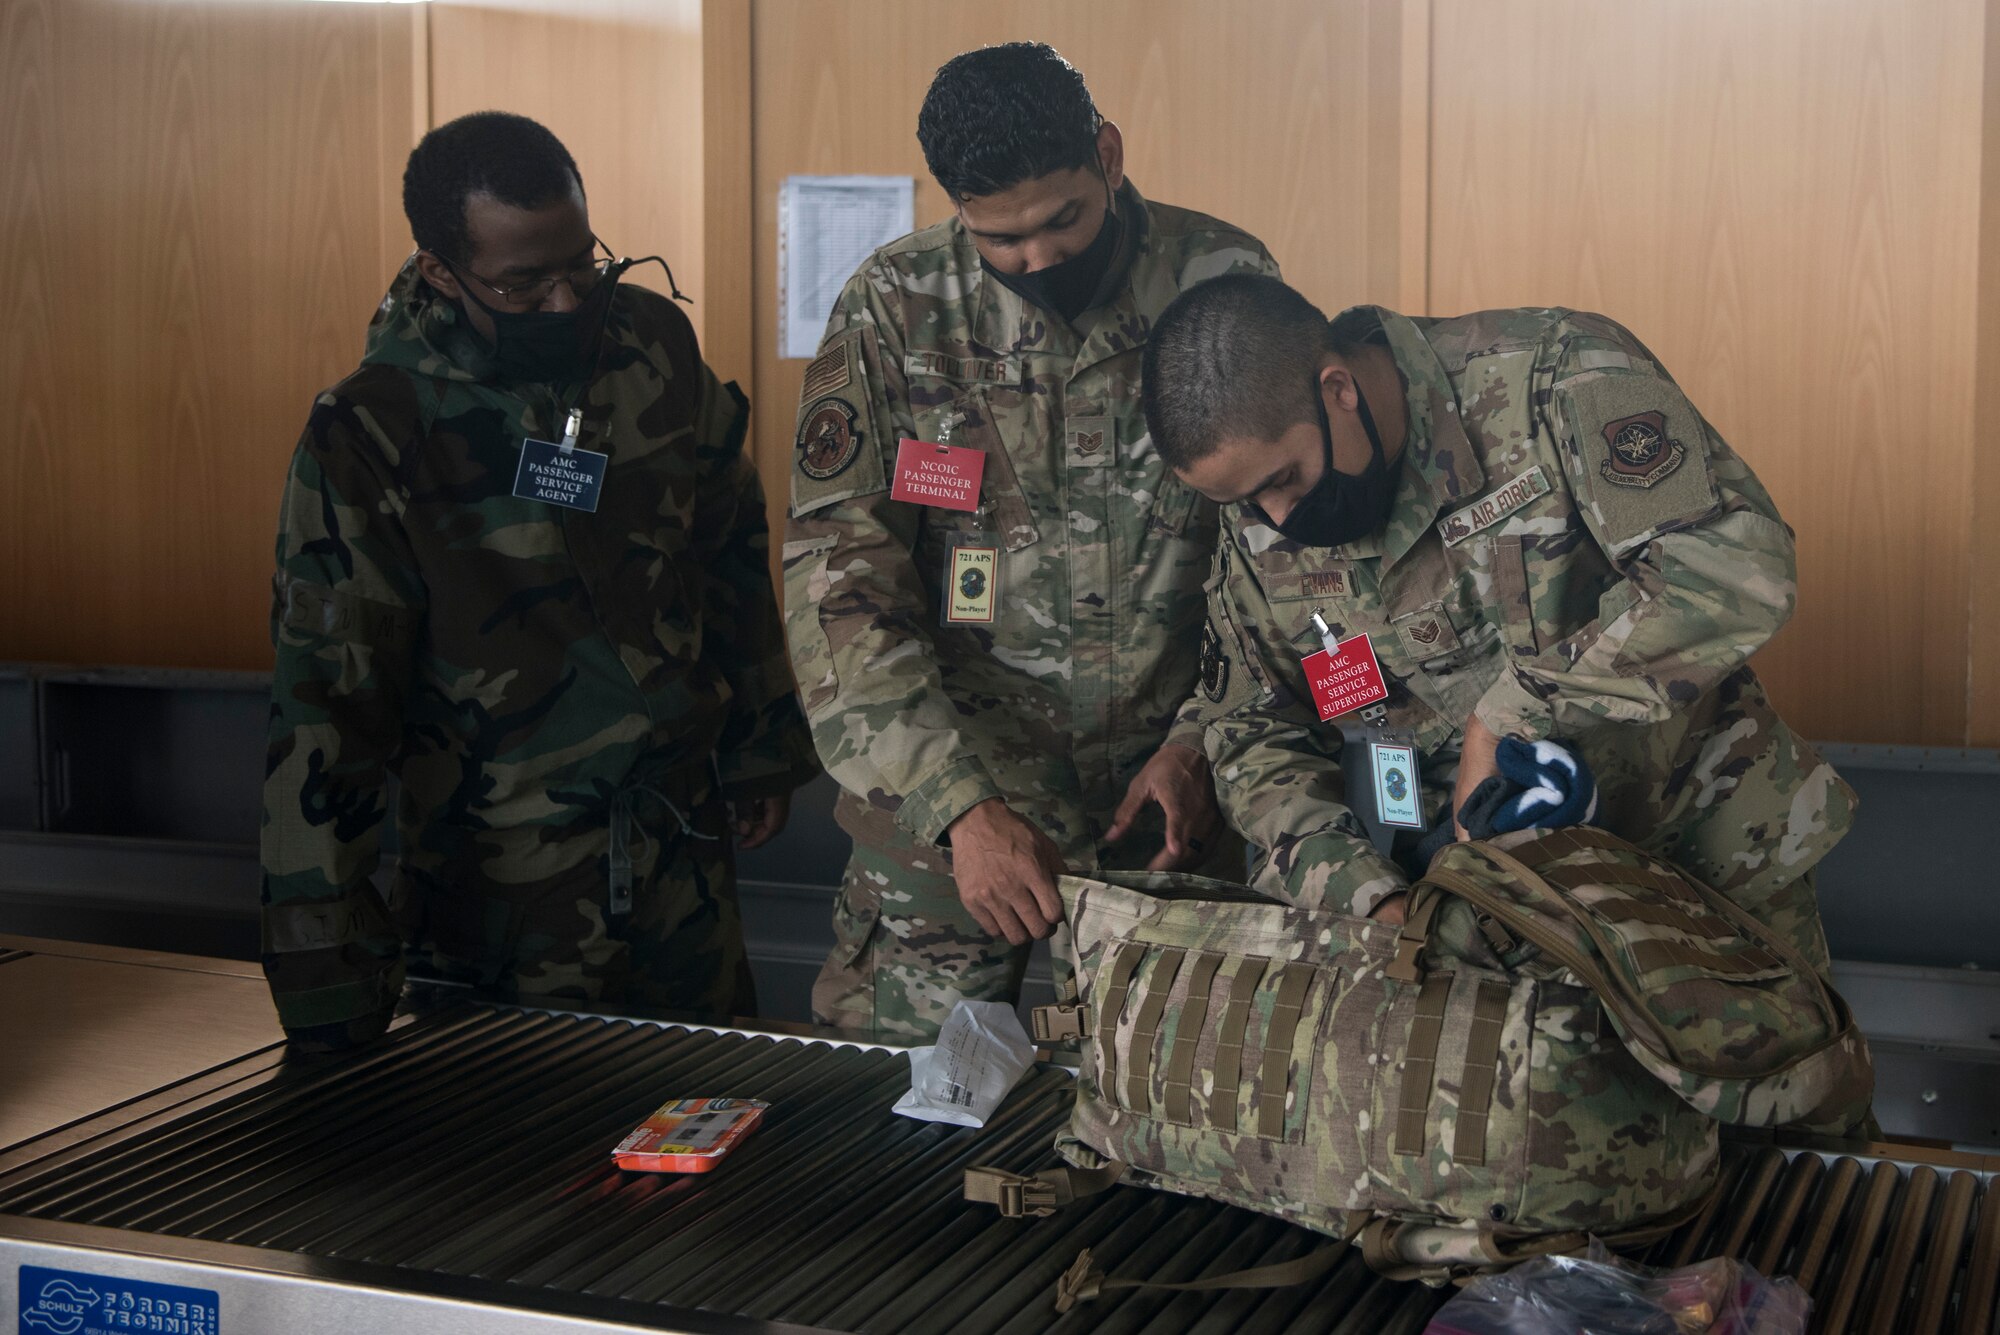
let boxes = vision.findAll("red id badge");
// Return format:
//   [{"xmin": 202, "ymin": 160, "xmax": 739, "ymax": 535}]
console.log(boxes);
[
  {"xmin": 1302, "ymin": 634, "xmax": 1391, "ymax": 721},
  {"xmin": 891, "ymin": 438, "xmax": 986, "ymax": 512}
]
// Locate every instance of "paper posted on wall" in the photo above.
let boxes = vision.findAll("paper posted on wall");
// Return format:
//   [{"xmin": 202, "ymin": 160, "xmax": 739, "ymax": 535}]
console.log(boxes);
[
  {"xmin": 778, "ymin": 174, "xmax": 915, "ymax": 359},
  {"xmin": 891, "ymin": 1000, "xmax": 1035, "ymax": 1128}
]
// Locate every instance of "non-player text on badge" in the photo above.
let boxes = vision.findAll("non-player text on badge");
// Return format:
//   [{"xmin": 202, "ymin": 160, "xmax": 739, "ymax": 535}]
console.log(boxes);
[
  {"xmin": 1302, "ymin": 634, "xmax": 1390, "ymax": 721},
  {"xmin": 891, "ymin": 438, "xmax": 986, "ymax": 512}
]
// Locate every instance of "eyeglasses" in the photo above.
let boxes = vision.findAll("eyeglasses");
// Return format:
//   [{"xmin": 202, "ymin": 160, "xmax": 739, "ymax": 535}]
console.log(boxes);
[{"xmin": 441, "ymin": 238, "xmax": 619, "ymax": 311}]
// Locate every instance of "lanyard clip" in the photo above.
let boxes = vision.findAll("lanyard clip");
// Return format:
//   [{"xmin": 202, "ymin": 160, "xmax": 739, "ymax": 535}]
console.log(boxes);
[
  {"xmin": 1310, "ymin": 608, "xmax": 1342, "ymax": 657},
  {"xmin": 560, "ymin": 408, "xmax": 583, "ymax": 454}
]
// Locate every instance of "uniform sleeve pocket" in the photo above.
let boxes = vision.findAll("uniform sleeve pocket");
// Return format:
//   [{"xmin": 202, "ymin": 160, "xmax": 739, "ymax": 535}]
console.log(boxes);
[{"xmin": 781, "ymin": 535, "xmax": 841, "ymax": 717}]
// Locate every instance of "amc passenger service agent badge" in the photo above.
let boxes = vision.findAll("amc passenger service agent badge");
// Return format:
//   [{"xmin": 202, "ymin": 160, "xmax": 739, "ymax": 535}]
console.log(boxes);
[
  {"xmin": 1599, "ymin": 410, "xmax": 1686, "ymax": 488},
  {"xmin": 797, "ymin": 397, "xmax": 862, "ymax": 479}
]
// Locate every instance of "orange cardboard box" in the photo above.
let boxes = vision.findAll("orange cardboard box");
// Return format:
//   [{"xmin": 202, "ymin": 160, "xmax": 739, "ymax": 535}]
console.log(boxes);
[{"xmin": 612, "ymin": 1097, "xmax": 768, "ymax": 1173}]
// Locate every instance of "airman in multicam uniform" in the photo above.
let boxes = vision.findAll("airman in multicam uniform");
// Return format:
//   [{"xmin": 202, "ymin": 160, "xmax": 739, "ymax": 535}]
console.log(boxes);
[
  {"xmin": 262, "ymin": 113, "xmax": 815, "ymax": 1049},
  {"xmin": 784, "ymin": 44, "xmax": 1280, "ymax": 1038},
  {"xmin": 1145, "ymin": 276, "xmax": 1853, "ymax": 973}
]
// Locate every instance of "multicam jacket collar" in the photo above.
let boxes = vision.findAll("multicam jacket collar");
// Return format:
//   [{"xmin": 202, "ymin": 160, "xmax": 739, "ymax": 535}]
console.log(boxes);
[
  {"xmin": 1317, "ymin": 307, "xmax": 1489, "ymax": 571},
  {"xmin": 966, "ymin": 181, "xmax": 1160, "ymax": 373}
]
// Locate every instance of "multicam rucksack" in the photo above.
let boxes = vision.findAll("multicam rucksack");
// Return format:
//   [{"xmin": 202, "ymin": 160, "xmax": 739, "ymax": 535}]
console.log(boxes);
[{"xmin": 966, "ymin": 825, "xmax": 1872, "ymax": 1303}]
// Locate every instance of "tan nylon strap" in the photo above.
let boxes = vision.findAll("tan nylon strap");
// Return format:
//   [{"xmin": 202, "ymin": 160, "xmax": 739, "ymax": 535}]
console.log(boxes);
[
  {"xmin": 1095, "ymin": 942, "xmax": 1147, "ymax": 1099},
  {"xmin": 1123, "ymin": 947, "xmax": 1186, "ymax": 1110},
  {"xmin": 1054, "ymin": 1214, "xmax": 1364, "ymax": 1314},
  {"xmin": 1386, "ymin": 888, "xmax": 1445, "ymax": 982},
  {"xmin": 1163, "ymin": 950, "xmax": 1224, "ymax": 1125},
  {"xmin": 1393, "ymin": 972, "xmax": 1455, "ymax": 1156},
  {"xmin": 1451, "ymin": 978, "xmax": 1513, "ymax": 1167},
  {"xmin": 1209, "ymin": 955, "xmax": 1270, "ymax": 1133},
  {"xmin": 1586, "ymin": 896, "xmax": 1715, "ymax": 934},
  {"xmin": 1537, "ymin": 858, "xmax": 1701, "ymax": 906},
  {"xmin": 1509, "ymin": 824, "xmax": 1630, "ymax": 863},
  {"xmin": 1359, "ymin": 1217, "xmax": 1408, "ymax": 1275},
  {"xmin": 1630, "ymin": 936, "xmax": 1777, "ymax": 977},
  {"xmin": 963, "ymin": 1160, "xmax": 1127, "ymax": 1218},
  {"xmin": 1256, "ymin": 963, "xmax": 1317, "ymax": 1140}
]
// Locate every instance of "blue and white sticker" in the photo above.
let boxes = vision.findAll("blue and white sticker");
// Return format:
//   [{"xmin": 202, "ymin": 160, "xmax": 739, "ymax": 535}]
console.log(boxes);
[
  {"xmin": 19, "ymin": 1266, "xmax": 218, "ymax": 1335},
  {"xmin": 1369, "ymin": 742, "xmax": 1425, "ymax": 830}
]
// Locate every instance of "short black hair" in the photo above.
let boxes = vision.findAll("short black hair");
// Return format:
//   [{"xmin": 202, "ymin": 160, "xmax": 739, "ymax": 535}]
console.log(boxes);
[
  {"xmin": 402, "ymin": 111, "xmax": 583, "ymax": 262},
  {"xmin": 1144, "ymin": 275, "xmax": 1352, "ymax": 469},
  {"xmin": 917, "ymin": 43, "xmax": 1103, "ymax": 200}
]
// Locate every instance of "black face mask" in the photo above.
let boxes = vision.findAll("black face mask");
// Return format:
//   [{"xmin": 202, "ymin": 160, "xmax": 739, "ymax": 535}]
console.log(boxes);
[
  {"xmin": 979, "ymin": 183, "xmax": 1124, "ymax": 323},
  {"xmin": 453, "ymin": 262, "xmax": 624, "ymax": 385},
  {"xmin": 1273, "ymin": 373, "xmax": 1401, "ymax": 548}
]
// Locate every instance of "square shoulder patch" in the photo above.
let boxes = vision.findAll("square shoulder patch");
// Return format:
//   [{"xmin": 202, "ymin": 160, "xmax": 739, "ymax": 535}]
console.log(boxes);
[{"xmin": 1556, "ymin": 370, "xmax": 1719, "ymax": 555}]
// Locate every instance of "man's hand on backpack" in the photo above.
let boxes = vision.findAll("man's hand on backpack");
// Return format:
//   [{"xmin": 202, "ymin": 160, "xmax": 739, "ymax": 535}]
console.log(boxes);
[
  {"xmin": 1369, "ymin": 892, "xmax": 1408, "ymax": 926},
  {"xmin": 948, "ymin": 798, "xmax": 1067, "ymax": 945}
]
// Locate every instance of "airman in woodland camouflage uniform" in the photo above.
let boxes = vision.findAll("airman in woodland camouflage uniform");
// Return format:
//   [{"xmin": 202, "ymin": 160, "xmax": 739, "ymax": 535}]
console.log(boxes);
[
  {"xmin": 785, "ymin": 45, "xmax": 1279, "ymax": 1038},
  {"xmin": 262, "ymin": 113, "xmax": 816, "ymax": 1049},
  {"xmin": 1144, "ymin": 276, "xmax": 1852, "ymax": 973}
]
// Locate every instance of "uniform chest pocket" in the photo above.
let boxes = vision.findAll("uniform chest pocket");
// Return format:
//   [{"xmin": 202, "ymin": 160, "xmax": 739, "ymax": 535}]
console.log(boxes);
[{"xmin": 913, "ymin": 385, "xmax": 1040, "ymax": 552}]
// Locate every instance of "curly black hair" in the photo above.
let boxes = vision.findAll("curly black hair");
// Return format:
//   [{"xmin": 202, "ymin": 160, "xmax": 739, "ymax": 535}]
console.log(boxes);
[
  {"xmin": 917, "ymin": 43, "xmax": 1103, "ymax": 200},
  {"xmin": 402, "ymin": 111, "xmax": 583, "ymax": 261}
]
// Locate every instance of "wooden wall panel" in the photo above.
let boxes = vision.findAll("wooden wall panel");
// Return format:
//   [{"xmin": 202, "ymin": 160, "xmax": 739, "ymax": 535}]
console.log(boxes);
[
  {"xmin": 1429, "ymin": 0, "xmax": 1985, "ymax": 745},
  {"xmin": 0, "ymin": 0, "xmax": 416, "ymax": 671},
  {"xmin": 429, "ymin": 1, "xmax": 708, "ymax": 331},
  {"xmin": 742, "ymin": 0, "xmax": 1421, "ymax": 563},
  {"xmin": 1974, "ymin": 0, "xmax": 2000, "ymax": 747}
]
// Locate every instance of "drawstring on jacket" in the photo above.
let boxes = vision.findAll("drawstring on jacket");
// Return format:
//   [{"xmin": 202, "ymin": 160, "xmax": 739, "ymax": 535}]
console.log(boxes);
[{"xmin": 608, "ymin": 782, "xmax": 719, "ymax": 918}]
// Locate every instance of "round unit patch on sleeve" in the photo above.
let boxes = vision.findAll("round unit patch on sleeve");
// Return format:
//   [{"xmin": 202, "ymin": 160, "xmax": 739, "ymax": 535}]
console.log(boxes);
[
  {"xmin": 1199, "ymin": 618, "xmax": 1230, "ymax": 702},
  {"xmin": 797, "ymin": 396, "xmax": 862, "ymax": 480}
]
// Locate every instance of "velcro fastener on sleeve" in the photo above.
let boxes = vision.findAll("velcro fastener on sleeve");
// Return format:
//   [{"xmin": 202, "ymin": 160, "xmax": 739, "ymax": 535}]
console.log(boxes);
[
  {"xmin": 1555, "ymin": 370, "xmax": 1720, "ymax": 557},
  {"xmin": 274, "ymin": 576, "xmax": 420, "ymax": 648}
]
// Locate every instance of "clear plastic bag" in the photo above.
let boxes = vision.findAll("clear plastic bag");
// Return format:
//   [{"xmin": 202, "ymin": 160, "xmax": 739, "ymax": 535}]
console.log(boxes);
[
  {"xmin": 1423, "ymin": 1241, "xmax": 1809, "ymax": 1335},
  {"xmin": 890, "ymin": 1000, "xmax": 1035, "ymax": 1127}
]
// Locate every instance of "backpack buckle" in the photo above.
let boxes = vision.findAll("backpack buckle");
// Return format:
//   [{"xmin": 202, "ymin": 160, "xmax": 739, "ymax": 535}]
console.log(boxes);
[
  {"xmin": 1386, "ymin": 931, "xmax": 1426, "ymax": 983},
  {"xmin": 1031, "ymin": 1003, "xmax": 1086, "ymax": 1043},
  {"xmin": 963, "ymin": 1166, "xmax": 1060, "ymax": 1217}
]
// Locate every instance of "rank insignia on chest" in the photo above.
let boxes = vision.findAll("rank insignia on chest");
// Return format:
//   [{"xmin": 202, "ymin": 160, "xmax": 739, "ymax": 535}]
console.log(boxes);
[
  {"xmin": 1393, "ymin": 604, "xmax": 1462, "ymax": 659},
  {"xmin": 797, "ymin": 396, "xmax": 862, "ymax": 480},
  {"xmin": 1599, "ymin": 411, "xmax": 1687, "ymax": 488},
  {"xmin": 1436, "ymin": 464, "xmax": 1552, "ymax": 546}
]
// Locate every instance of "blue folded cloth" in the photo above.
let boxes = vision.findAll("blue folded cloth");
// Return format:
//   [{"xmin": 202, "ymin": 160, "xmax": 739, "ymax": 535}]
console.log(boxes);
[{"xmin": 1458, "ymin": 737, "xmax": 1599, "ymax": 838}]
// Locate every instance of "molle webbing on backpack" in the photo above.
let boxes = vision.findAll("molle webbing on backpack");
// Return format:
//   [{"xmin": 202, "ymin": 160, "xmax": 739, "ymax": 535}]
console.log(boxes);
[
  {"xmin": 1209, "ymin": 955, "xmax": 1268, "ymax": 1134},
  {"xmin": 1394, "ymin": 974, "xmax": 1454, "ymax": 1156},
  {"xmin": 981, "ymin": 847, "xmax": 1860, "ymax": 1287},
  {"xmin": 1258, "ymin": 964, "xmax": 1316, "ymax": 1140},
  {"xmin": 1094, "ymin": 943, "xmax": 1146, "ymax": 1098},
  {"xmin": 1453, "ymin": 979, "xmax": 1513, "ymax": 1166},
  {"xmin": 1123, "ymin": 948, "xmax": 1184, "ymax": 1109},
  {"xmin": 1162, "ymin": 950, "xmax": 1224, "ymax": 1124}
]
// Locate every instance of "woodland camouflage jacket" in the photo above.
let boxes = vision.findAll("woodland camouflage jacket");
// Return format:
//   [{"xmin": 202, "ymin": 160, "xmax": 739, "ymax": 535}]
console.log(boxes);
[{"xmin": 260, "ymin": 260, "xmax": 815, "ymax": 1042}]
